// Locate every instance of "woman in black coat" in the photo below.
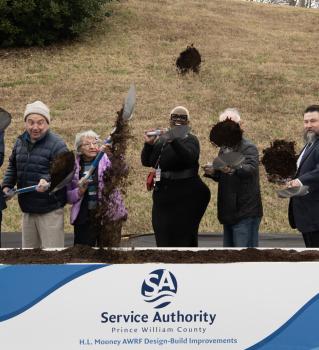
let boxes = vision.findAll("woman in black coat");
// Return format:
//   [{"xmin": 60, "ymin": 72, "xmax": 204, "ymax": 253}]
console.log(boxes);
[{"xmin": 141, "ymin": 106, "xmax": 210, "ymax": 247}]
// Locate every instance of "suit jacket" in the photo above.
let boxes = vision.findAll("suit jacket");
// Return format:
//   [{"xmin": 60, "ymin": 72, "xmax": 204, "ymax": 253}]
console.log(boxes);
[{"xmin": 289, "ymin": 138, "xmax": 319, "ymax": 232}]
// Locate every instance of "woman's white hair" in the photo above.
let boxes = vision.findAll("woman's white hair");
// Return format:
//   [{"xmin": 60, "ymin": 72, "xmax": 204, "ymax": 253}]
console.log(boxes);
[
  {"xmin": 74, "ymin": 130, "xmax": 100, "ymax": 154},
  {"xmin": 219, "ymin": 108, "xmax": 241, "ymax": 123}
]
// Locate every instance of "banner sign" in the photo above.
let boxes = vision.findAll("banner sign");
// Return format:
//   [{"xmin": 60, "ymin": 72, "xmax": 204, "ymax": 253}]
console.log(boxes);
[{"xmin": 1, "ymin": 263, "xmax": 319, "ymax": 349}]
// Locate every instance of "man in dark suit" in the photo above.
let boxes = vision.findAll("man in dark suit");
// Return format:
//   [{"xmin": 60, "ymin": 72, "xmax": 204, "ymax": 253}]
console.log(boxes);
[{"xmin": 288, "ymin": 105, "xmax": 319, "ymax": 247}]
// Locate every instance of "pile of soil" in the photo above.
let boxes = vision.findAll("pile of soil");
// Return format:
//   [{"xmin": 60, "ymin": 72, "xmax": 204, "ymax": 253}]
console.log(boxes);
[
  {"xmin": 209, "ymin": 119, "xmax": 243, "ymax": 148},
  {"xmin": 261, "ymin": 140, "xmax": 297, "ymax": 182},
  {"xmin": 176, "ymin": 45, "xmax": 201, "ymax": 74},
  {"xmin": 1, "ymin": 246, "xmax": 319, "ymax": 264}
]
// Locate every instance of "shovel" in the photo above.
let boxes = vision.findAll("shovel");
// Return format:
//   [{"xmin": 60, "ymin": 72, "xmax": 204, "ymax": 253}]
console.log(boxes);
[
  {"xmin": 79, "ymin": 84, "xmax": 136, "ymax": 186},
  {"xmin": 0, "ymin": 108, "xmax": 12, "ymax": 131},
  {"xmin": 277, "ymin": 185, "xmax": 309, "ymax": 198},
  {"xmin": 212, "ymin": 151, "xmax": 245, "ymax": 170},
  {"xmin": 5, "ymin": 151, "xmax": 76, "ymax": 197}
]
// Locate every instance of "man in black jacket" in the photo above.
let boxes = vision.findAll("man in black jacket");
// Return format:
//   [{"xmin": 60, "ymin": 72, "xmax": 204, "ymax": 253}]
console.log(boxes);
[
  {"xmin": 287, "ymin": 105, "xmax": 319, "ymax": 247},
  {"xmin": 2, "ymin": 101, "xmax": 68, "ymax": 248},
  {"xmin": 204, "ymin": 108, "xmax": 263, "ymax": 247}
]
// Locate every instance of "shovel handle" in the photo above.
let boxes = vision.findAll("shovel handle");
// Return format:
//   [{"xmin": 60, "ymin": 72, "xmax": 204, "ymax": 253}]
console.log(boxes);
[
  {"xmin": 7, "ymin": 183, "xmax": 52, "ymax": 196},
  {"xmin": 13, "ymin": 185, "xmax": 38, "ymax": 194}
]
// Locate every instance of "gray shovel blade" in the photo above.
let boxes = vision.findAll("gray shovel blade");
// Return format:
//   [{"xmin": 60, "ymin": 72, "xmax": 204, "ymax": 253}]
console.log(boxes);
[
  {"xmin": 277, "ymin": 185, "xmax": 309, "ymax": 199},
  {"xmin": 0, "ymin": 108, "xmax": 12, "ymax": 131},
  {"xmin": 122, "ymin": 84, "xmax": 136, "ymax": 121},
  {"xmin": 168, "ymin": 125, "xmax": 190, "ymax": 140},
  {"xmin": 212, "ymin": 156, "xmax": 227, "ymax": 170},
  {"xmin": 49, "ymin": 170, "xmax": 75, "ymax": 194},
  {"xmin": 220, "ymin": 151, "xmax": 245, "ymax": 169}
]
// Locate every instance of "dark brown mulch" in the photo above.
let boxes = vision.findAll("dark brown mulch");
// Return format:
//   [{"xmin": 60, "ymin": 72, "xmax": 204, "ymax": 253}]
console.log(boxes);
[
  {"xmin": 261, "ymin": 140, "xmax": 297, "ymax": 182},
  {"xmin": 96, "ymin": 107, "xmax": 131, "ymax": 247},
  {"xmin": 209, "ymin": 119, "xmax": 243, "ymax": 148},
  {"xmin": 176, "ymin": 44, "xmax": 201, "ymax": 74},
  {"xmin": 1, "ymin": 246, "xmax": 319, "ymax": 264},
  {"xmin": 49, "ymin": 151, "xmax": 75, "ymax": 190}
]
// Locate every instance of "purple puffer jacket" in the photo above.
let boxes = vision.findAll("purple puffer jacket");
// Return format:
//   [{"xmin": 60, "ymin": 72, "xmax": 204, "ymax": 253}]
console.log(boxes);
[{"xmin": 67, "ymin": 155, "xmax": 128, "ymax": 224}]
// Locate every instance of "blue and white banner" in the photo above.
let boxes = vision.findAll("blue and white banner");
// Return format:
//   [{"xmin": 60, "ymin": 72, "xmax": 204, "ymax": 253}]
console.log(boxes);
[{"xmin": 1, "ymin": 263, "xmax": 319, "ymax": 349}]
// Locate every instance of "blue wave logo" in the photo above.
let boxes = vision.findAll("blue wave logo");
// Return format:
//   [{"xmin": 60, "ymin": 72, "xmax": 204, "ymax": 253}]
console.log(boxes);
[
  {"xmin": 141, "ymin": 269, "xmax": 177, "ymax": 309},
  {"xmin": 0, "ymin": 264, "xmax": 106, "ymax": 322}
]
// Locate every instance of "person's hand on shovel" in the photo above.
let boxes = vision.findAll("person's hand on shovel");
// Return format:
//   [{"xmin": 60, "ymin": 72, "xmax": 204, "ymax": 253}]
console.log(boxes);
[
  {"xmin": 220, "ymin": 166, "xmax": 234, "ymax": 175},
  {"xmin": 78, "ymin": 179, "xmax": 89, "ymax": 197},
  {"xmin": 286, "ymin": 179, "xmax": 302, "ymax": 188},
  {"xmin": 36, "ymin": 179, "xmax": 50, "ymax": 192},
  {"xmin": 144, "ymin": 130, "xmax": 158, "ymax": 145},
  {"xmin": 100, "ymin": 143, "xmax": 113, "ymax": 157},
  {"xmin": 2, "ymin": 187, "xmax": 14, "ymax": 201},
  {"xmin": 202, "ymin": 163, "xmax": 215, "ymax": 176}
]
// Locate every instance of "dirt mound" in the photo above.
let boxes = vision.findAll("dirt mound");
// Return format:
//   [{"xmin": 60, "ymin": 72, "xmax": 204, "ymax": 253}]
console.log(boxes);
[
  {"xmin": 176, "ymin": 45, "xmax": 201, "ymax": 74},
  {"xmin": 261, "ymin": 140, "xmax": 297, "ymax": 182},
  {"xmin": 1, "ymin": 246, "xmax": 319, "ymax": 264}
]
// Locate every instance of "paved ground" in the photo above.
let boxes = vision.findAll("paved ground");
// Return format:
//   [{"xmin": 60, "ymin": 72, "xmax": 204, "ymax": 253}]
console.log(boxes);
[{"xmin": 0, "ymin": 232, "xmax": 305, "ymax": 248}]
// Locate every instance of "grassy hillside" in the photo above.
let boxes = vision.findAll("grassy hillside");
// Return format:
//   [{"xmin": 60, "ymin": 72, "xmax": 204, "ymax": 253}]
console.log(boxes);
[{"xmin": 1, "ymin": 0, "xmax": 318, "ymax": 234}]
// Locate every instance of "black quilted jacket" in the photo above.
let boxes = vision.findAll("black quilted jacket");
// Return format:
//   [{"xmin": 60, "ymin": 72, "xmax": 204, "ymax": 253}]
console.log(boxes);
[{"xmin": 3, "ymin": 131, "xmax": 68, "ymax": 213}]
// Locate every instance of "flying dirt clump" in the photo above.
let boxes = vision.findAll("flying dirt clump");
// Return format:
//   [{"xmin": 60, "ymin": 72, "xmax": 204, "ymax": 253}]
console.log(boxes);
[
  {"xmin": 49, "ymin": 151, "xmax": 75, "ymax": 190},
  {"xmin": 209, "ymin": 119, "xmax": 243, "ymax": 148},
  {"xmin": 261, "ymin": 140, "xmax": 297, "ymax": 183},
  {"xmin": 176, "ymin": 44, "xmax": 201, "ymax": 74},
  {"xmin": 95, "ymin": 108, "xmax": 131, "ymax": 247}
]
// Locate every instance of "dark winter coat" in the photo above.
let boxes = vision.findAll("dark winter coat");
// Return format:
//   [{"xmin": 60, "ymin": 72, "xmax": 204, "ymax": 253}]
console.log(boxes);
[
  {"xmin": 2, "ymin": 130, "xmax": 68, "ymax": 214},
  {"xmin": 0, "ymin": 131, "xmax": 6, "ymax": 211},
  {"xmin": 289, "ymin": 138, "xmax": 319, "ymax": 233},
  {"xmin": 141, "ymin": 133, "xmax": 210, "ymax": 247},
  {"xmin": 207, "ymin": 138, "xmax": 263, "ymax": 225}
]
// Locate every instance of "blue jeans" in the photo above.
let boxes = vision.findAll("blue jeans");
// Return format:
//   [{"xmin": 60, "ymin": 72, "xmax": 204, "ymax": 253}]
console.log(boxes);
[{"xmin": 223, "ymin": 217, "xmax": 261, "ymax": 247}]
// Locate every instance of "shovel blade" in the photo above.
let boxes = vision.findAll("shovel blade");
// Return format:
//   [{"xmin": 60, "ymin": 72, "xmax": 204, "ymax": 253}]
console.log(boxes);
[
  {"xmin": 50, "ymin": 170, "xmax": 75, "ymax": 194},
  {"xmin": 212, "ymin": 156, "xmax": 227, "ymax": 170},
  {"xmin": 220, "ymin": 151, "xmax": 245, "ymax": 168},
  {"xmin": 122, "ymin": 84, "xmax": 136, "ymax": 121},
  {"xmin": 277, "ymin": 185, "xmax": 309, "ymax": 198},
  {"xmin": 0, "ymin": 108, "xmax": 12, "ymax": 131}
]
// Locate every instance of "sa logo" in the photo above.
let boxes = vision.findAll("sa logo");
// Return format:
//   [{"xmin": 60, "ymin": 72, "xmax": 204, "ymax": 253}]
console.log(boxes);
[{"xmin": 141, "ymin": 269, "xmax": 178, "ymax": 309}]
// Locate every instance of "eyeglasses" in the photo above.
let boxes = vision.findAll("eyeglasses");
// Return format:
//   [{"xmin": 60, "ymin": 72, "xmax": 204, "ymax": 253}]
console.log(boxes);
[
  {"xmin": 170, "ymin": 114, "xmax": 188, "ymax": 121},
  {"xmin": 81, "ymin": 141, "xmax": 100, "ymax": 148},
  {"xmin": 26, "ymin": 119, "xmax": 47, "ymax": 127}
]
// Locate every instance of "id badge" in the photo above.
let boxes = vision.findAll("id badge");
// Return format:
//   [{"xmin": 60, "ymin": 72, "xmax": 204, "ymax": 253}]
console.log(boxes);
[{"xmin": 155, "ymin": 167, "xmax": 161, "ymax": 182}]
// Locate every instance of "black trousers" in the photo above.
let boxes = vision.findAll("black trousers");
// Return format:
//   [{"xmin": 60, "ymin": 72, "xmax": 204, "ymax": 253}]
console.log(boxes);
[
  {"xmin": 302, "ymin": 231, "xmax": 319, "ymax": 248},
  {"xmin": 152, "ymin": 176, "xmax": 211, "ymax": 247}
]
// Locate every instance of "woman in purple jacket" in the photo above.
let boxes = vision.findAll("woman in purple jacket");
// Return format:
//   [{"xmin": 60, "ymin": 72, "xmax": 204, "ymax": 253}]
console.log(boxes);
[{"xmin": 67, "ymin": 130, "xmax": 127, "ymax": 247}]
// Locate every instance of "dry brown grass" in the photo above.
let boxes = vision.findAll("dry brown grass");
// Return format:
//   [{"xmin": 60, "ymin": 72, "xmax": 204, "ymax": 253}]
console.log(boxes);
[{"xmin": 0, "ymin": 0, "xmax": 318, "ymax": 234}]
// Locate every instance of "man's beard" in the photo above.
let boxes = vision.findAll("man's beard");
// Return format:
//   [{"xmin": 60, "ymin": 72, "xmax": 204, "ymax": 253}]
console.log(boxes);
[{"xmin": 303, "ymin": 130, "xmax": 318, "ymax": 144}]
